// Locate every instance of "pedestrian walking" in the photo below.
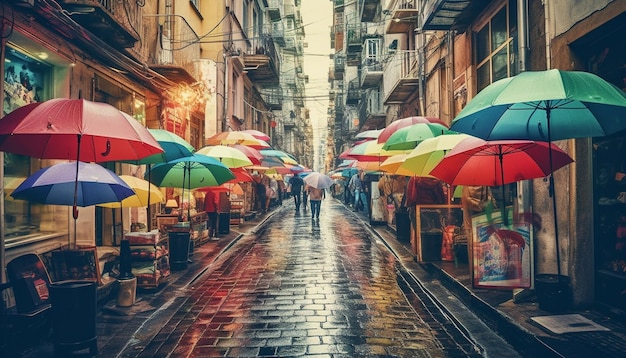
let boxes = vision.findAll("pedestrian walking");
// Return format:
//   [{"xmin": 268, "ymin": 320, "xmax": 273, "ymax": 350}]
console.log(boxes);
[
  {"xmin": 288, "ymin": 174, "xmax": 304, "ymax": 211},
  {"xmin": 349, "ymin": 170, "xmax": 363, "ymax": 211},
  {"xmin": 306, "ymin": 184, "xmax": 325, "ymax": 220},
  {"xmin": 203, "ymin": 190, "xmax": 218, "ymax": 238}
]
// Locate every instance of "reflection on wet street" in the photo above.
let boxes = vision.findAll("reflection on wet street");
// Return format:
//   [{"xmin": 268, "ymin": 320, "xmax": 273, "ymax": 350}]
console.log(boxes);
[{"xmin": 142, "ymin": 200, "xmax": 477, "ymax": 357}]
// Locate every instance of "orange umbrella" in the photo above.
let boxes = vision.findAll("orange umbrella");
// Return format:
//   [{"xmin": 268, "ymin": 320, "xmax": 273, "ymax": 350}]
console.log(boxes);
[{"xmin": 206, "ymin": 131, "xmax": 270, "ymax": 148}]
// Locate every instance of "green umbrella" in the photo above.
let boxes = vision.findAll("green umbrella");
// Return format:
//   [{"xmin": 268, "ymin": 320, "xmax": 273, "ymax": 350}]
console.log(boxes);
[
  {"xmin": 382, "ymin": 122, "xmax": 453, "ymax": 150},
  {"xmin": 400, "ymin": 134, "xmax": 472, "ymax": 176},
  {"xmin": 148, "ymin": 154, "xmax": 235, "ymax": 221},
  {"xmin": 449, "ymin": 69, "xmax": 626, "ymax": 278}
]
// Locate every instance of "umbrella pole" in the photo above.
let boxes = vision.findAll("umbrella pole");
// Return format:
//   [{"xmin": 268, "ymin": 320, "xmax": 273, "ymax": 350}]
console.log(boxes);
[
  {"xmin": 72, "ymin": 134, "xmax": 82, "ymax": 247},
  {"xmin": 546, "ymin": 107, "xmax": 562, "ymax": 278},
  {"xmin": 498, "ymin": 146, "xmax": 508, "ymax": 226},
  {"xmin": 146, "ymin": 164, "xmax": 152, "ymax": 231}
]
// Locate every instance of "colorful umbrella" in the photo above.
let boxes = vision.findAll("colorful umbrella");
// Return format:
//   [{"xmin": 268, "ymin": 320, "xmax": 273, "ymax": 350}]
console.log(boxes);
[
  {"xmin": 400, "ymin": 134, "xmax": 473, "ymax": 176},
  {"xmin": 11, "ymin": 162, "xmax": 135, "ymax": 207},
  {"xmin": 429, "ymin": 137, "xmax": 574, "ymax": 225},
  {"xmin": 232, "ymin": 144, "xmax": 263, "ymax": 165},
  {"xmin": 449, "ymin": 69, "xmax": 626, "ymax": 277},
  {"xmin": 127, "ymin": 129, "xmax": 195, "ymax": 165},
  {"xmin": 241, "ymin": 129, "xmax": 271, "ymax": 142},
  {"xmin": 382, "ymin": 122, "xmax": 453, "ymax": 150},
  {"xmin": 378, "ymin": 116, "xmax": 449, "ymax": 144},
  {"xmin": 379, "ymin": 154, "xmax": 414, "ymax": 176},
  {"xmin": 355, "ymin": 129, "xmax": 383, "ymax": 140},
  {"xmin": 149, "ymin": 154, "xmax": 235, "ymax": 189},
  {"xmin": 303, "ymin": 172, "xmax": 334, "ymax": 189},
  {"xmin": 196, "ymin": 145, "xmax": 253, "ymax": 168},
  {"xmin": 98, "ymin": 175, "xmax": 165, "ymax": 208},
  {"xmin": 260, "ymin": 149, "xmax": 299, "ymax": 163},
  {"xmin": 341, "ymin": 140, "xmax": 410, "ymax": 162},
  {"xmin": 206, "ymin": 131, "xmax": 271, "ymax": 148},
  {"xmin": 0, "ymin": 98, "xmax": 163, "ymax": 162}
]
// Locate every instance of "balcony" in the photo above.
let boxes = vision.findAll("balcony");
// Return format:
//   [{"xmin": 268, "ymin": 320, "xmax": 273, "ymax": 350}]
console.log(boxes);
[
  {"xmin": 334, "ymin": 55, "xmax": 345, "ymax": 80},
  {"xmin": 149, "ymin": 15, "xmax": 200, "ymax": 84},
  {"xmin": 266, "ymin": 0, "xmax": 282, "ymax": 21},
  {"xmin": 383, "ymin": 51, "xmax": 420, "ymax": 104},
  {"xmin": 346, "ymin": 23, "xmax": 363, "ymax": 60},
  {"xmin": 243, "ymin": 34, "xmax": 281, "ymax": 85},
  {"xmin": 358, "ymin": 89, "xmax": 386, "ymax": 130},
  {"xmin": 360, "ymin": 59, "xmax": 383, "ymax": 88},
  {"xmin": 386, "ymin": 0, "xmax": 418, "ymax": 34},
  {"xmin": 59, "ymin": 0, "xmax": 140, "ymax": 48},
  {"xmin": 360, "ymin": 0, "xmax": 380, "ymax": 22},
  {"xmin": 333, "ymin": 0, "xmax": 345, "ymax": 11},
  {"xmin": 261, "ymin": 87, "xmax": 283, "ymax": 110},
  {"xmin": 421, "ymin": 0, "xmax": 483, "ymax": 31},
  {"xmin": 346, "ymin": 79, "xmax": 361, "ymax": 105}
]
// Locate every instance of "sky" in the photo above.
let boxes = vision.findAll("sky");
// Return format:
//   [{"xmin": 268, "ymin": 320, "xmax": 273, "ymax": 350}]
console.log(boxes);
[{"xmin": 300, "ymin": 1, "xmax": 333, "ymax": 171}]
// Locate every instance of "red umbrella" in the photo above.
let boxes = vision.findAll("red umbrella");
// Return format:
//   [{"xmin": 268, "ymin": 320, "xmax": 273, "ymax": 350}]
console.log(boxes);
[
  {"xmin": 429, "ymin": 137, "xmax": 573, "ymax": 187},
  {"xmin": 378, "ymin": 116, "xmax": 449, "ymax": 144},
  {"xmin": 232, "ymin": 144, "xmax": 263, "ymax": 165},
  {"xmin": 241, "ymin": 129, "xmax": 270, "ymax": 142},
  {"xmin": 0, "ymin": 98, "xmax": 163, "ymax": 162},
  {"xmin": 227, "ymin": 167, "xmax": 254, "ymax": 183},
  {"xmin": 429, "ymin": 137, "xmax": 574, "ymax": 225}
]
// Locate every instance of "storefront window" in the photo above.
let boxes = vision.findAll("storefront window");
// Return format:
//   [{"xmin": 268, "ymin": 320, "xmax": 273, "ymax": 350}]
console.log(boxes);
[{"xmin": 3, "ymin": 46, "xmax": 68, "ymax": 245}]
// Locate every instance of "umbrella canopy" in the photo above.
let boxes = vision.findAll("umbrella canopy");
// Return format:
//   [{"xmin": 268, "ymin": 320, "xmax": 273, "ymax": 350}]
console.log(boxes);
[
  {"xmin": 449, "ymin": 69, "xmax": 626, "ymax": 141},
  {"xmin": 98, "ymin": 175, "xmax": 165, "ymax": 208},
  {"xmin": 0, "ymin": 98, "xmax": 163, "ymax": 162},
  {"xmin": 341, "ymin": 140, "xmax": 410, "ymax": 162},
  {"xmin": 449, "ymin": 69, "xmax": 626, "ymax": 277},
  {"xmin": 196, "ymin": 145, "xmax": 253, "ymax": 168},
  {"xmin": 355, "ymin": 129, "xmax": 383, "ymax": 140},
  {"xmin": 382, "ymin": 122, "xmax": 453, "ymax": 150},
  {"xmin": 378, "ymin": 116, "xmax": 449, "ymax": 144},
  {"xmin": 429, "ymin": 137, "xmax": 574, "ymax": 187},
  {"xmin": 260, "ymin": 149, "xmax": 299, "ymax": 163},
  {"xmin": 232, "ymin": 144, "xmax": 263, "ymax": 165},
  {"xmin": 379, "ymin": 154, "xmax": 415, "ymax": 176},
  {"xmin": 303, "ymin": 172, "xmax": 334, "ymax": 189},
  {"xmin": 206, "ymin": 131, "xmax": 271, "ymax": 148},
  {"xmin": 400, "ymin": 134, "xmax": 473, "ymax": 176},
  {"xmin": 11, "ymin": 162, "xmax": 135, "ymax": 207},
  {"xmin": 149, "ymin": 154, "xmax": 235, "ymax": 189},
  {"xmin": 241, "ymin": 129, "xmax": 271, "ymax": 141},
  {"xmin": 127, "ymin": 129, "xmax": 195, "ymax": 165},
  {"xmin": 226, "ymin": 167, "xmax": 254, "ymax": 183}
]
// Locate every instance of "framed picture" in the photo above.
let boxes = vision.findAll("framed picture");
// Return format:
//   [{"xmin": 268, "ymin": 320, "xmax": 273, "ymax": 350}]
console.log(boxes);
[
  {"xmin": 471, "ymin": 209, "xmax": 533, "ymax": 289},
  {"xmin": 416, "ymin": 205, "xmax": 463, "ymax": 262}
]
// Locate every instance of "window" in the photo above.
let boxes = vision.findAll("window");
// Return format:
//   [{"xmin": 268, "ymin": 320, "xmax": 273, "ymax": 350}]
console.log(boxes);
[
  {"xmin": 3, "ymin": 46, "xmax": 68, "ymax": 245},
  {"xmin": 474, "ymin": 0, "xmax": 518, "ymax": 91}
]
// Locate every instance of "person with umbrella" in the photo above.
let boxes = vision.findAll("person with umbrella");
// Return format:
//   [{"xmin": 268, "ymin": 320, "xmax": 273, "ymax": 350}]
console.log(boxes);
[
  {"xmin": 288, "ymin": 173, "xmax": 305, "ymax": 212},
  {"xmin": 306, "ymin": 184, "xmax": 325, "ymax": 221},
  {"xmin": 203, "ymin": 189, "xmax": 218, "ymax": 239}
]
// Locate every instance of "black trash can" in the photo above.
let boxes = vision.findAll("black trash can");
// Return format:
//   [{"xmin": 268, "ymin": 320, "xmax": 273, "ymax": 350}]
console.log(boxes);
[
  {"xmin": 395, "ymin": 210, "xmax": 411, "ymax": 242},
  {"xmin": 218, "ymin": 212, "xmax": 230, "ymax": 235},
  {"xmin": 49, "ymin": 280, "xmax": 97, "ymax": 357},
  {"xmin": 535, "ymin": 274, "xmax": 571, "ymax": 312},
  {"xmin": 421, "ymin": 231, "xmax": 443, "ymax": 261},
  {"xmin": 169, "ymin": 231, "xmax": 190, "ymax": 270}
]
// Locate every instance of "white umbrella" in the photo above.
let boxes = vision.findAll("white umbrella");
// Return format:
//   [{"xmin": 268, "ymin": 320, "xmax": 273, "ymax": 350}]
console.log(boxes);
[{"xmin": 303, "ymin": 172, "xmax": 334, "ymax": 189}]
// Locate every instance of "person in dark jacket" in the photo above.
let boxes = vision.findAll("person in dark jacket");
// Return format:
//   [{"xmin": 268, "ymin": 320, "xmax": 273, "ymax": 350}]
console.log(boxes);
[{"xmin": 288, "ymin": 174, "xmax": 305, "ymax": 212}]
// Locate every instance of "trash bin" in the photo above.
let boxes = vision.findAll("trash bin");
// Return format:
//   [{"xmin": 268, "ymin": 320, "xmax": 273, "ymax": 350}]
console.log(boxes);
[
  {"xmin": 49, "ymin": 280, "xmax": 97, "ymax": 356},
  {"xmin": 116, "ymin": 276, "xmax": 137, "ymax": 307},
  {"xmin": 169, "ymin": 231, "xmax": 190, "ymax": 271},
  {"xmin": 535, "ymin": 274, "xmax": 571, "ymax": 312},
  {"xmin": 395, "ymin": 210, "xmax": 411, "ymax": 242},
  {"xmin": 421, "ymin": 231, "xmax": 443, "ymax": 261},
  {"xmin": 218, "ymin": 212, "xmax": 230, "ymax": 235}
]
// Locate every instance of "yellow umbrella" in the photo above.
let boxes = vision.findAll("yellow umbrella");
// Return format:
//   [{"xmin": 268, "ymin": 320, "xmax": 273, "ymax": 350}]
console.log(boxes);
[
  {"xmin": 401, "ymin": 134, "xmax": 472, "ymax": 176},
  {"xmin": 98, "ymin": 175, "xmax": 165, "ymax": 208},
  {"xmin": 196, "ymin": 145, "xmax": 253, "ymax": 168},
  {"xmin": 379, "ymin": 154, "xmax": 415, "ymax": 176}
]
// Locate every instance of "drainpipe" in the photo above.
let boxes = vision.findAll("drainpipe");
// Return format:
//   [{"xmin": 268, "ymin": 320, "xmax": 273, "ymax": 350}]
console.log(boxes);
[
  {"xmin": 447, "ymin": 30, "xmax": 454, "ymax": 122},
  {"xmin": 518, "ymin": 0, "xmax": 529, "ymax": 72},
  {"xmin": 542, "ymin": 0, "xmax": 552, "ymax": 69}
]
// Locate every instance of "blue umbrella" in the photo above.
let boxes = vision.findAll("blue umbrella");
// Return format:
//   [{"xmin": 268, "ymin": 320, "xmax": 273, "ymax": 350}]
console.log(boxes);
[{"xmin": 11, "ymin": 161, "xmax": 135, "ymax": 206}]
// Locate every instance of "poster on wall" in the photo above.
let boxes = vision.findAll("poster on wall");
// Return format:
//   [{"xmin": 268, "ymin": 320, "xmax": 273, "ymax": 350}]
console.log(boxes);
[{"xmin": 471, "ymin": 209, "xmax": 533, "ymax": 289}]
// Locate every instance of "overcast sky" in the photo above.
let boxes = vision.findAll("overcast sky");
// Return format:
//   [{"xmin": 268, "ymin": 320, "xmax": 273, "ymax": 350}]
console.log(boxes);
[{"xmin": 301, "ymin": 0, "xmax": 332, "ymax": 171}]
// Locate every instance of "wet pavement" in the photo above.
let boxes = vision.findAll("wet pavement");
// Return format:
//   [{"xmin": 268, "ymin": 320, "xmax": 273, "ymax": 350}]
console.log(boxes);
[{"xmin": 7, "ymin": 198, "xmax": 523, "ymax": 357}]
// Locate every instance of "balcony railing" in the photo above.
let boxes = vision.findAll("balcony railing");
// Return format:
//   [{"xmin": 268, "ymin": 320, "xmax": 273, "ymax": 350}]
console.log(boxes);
[
  {"xmin": 148, "ymin": 14, "xmax": 200, "ymax": 83},
  {"xmin": 346, "ymin": 79, "xmax": 361, "ymax": 105},
  {"xmin": 261, "ymin": 87, "xmax": 283, "ymax": 110},
  {"xmin": 59, "ymin": 0, "xmax": 141, "ymax": 48},
  {"xmin": 383, "ymin": 50, "xmax": 420, "ymax": 104},
  {"xmin": 243, "ymin": 34, "xmax": 281, "ymax": 85},
  {"xmin": 421, "ymin": 0, "xmax": 475, "ymax": 31},
  {"xmin": 358, "ymin": 89, "xmax": 385, "ymax": 129}
]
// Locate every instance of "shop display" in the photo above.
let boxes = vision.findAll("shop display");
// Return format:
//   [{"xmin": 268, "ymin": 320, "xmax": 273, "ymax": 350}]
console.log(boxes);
[{"xmin": 125, "ymin": 230, "xmax": 170, "ymax": 289}]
